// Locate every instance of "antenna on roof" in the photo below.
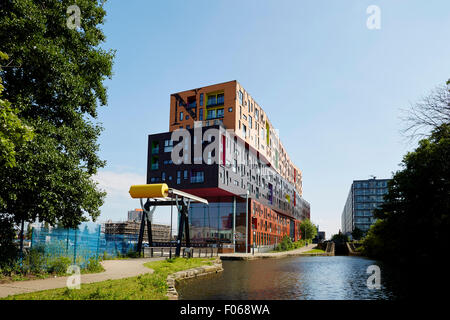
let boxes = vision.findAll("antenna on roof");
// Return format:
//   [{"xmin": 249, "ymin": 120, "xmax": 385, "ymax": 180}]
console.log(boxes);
[{"xmin": 370, "ymin": 175, "xmax": 376, "ymax": 179}]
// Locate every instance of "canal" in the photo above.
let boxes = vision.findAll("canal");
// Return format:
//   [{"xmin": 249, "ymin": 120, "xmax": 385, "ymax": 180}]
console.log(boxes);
[{"xmin": 177, "ymin": 256, "xmax": 398, "ymax": 300}]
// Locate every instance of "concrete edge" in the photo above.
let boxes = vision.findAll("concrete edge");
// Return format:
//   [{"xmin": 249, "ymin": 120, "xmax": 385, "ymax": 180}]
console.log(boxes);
[
  {"xmin": 165, "ymin": 258, "xmax": 223, "ymax": 300},
  {"xmin": 219, "ymin": 251, "xmax": 333, "ymax": 261}
]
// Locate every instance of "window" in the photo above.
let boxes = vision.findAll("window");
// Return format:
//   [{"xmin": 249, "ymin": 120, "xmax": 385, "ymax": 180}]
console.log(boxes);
[
  {"xmin": 186, "ymin": 125, "xmax": 190, "ymax": 129},
  {"xmin": 228, "ymin": 107, "xmax": 233, "ymax": 112},
  {"xmin": 162, "ymin": 172, "xmax": 166, "ymax": 181},
  {"xmin": 217, "ymin": 93, "xmax": 224, "ymax": 105},
  {"xmin": 207, "ymin": 109, "xmax": 216, "ymax": 119},
  {"xmin": 249, "ymin": 116, "xmax": 252, "ymax": 129},
  {"xmin": 179, "ymin": 112, "xmax": 183, "ymax": 121},
  {"xmin": 200, "ymin": 93, "xmax": 204, "ymax": 106},
  {"xmin": 151, "ymin": 141, "xmax": 159, "ymax": 154},
  {"xmin": 217, "ymin": 108, "xmax": 224, "ymax": 118},
  {"xmin": 238, "ymin": 90, "xmax": 243, "ymax": 105},
  {"xmin": 199, "ymin": 108, "xmax": 203, "ymax": 121},
  {"xmin": 184, "ymin": 170, "xmax": 188, "ymax": 179},
  {"xmin": 177, "ymin": 171, "xmax": 181, "ymax": 184},
  {"xmin": 207, "ymin": 95, "xmax": 216, "ymax": 106},
  {"xmin": 190, "ymin": 171, "xmax": 204, "ymax": 183},
  {"xmin": 242, "ymin": 124, "xmax": 247, "ymax": 138},
  {"xmin": 151, "ymin": 156, "xmax": 159, "ymax": 170},
  {"xmin": 186, "ymin": 115, "xmax": 189, "ymax": 120},
  {"xmin": 164, "ymin": 140, "xmax": 173, "ymax": 152}
]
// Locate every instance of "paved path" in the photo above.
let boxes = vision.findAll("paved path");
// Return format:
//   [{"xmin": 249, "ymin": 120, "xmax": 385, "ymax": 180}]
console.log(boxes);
[
  {"xmin": 0, "ymin": 257, "xmax": 163, "ymax": 298},
  {"xmin": 219, "ymin": 243, "xmax": 319, "ymax": 260}
]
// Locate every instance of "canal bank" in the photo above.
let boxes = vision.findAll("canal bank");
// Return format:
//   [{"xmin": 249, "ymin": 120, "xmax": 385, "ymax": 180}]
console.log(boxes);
[
  {"xmin": 166, "ymin": 258, "xmax": 223, "ymax": 300},
  {"xmin": 219, "ymin": 244, "xmax": 325, "ymax": 260}
]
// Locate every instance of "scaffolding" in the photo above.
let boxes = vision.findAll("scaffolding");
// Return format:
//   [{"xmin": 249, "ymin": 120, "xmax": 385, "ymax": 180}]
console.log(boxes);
[{"xmin": 103, "ymin": 221, "xmax": 171, "ymax": 242}]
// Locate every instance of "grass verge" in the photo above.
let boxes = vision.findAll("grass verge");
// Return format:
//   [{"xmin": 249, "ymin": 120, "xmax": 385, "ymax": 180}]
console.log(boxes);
[
  {"xmin": 0, "ymin": 260, "xmax": 104, "ymax": 284},
  {"xmin": 302, "ymin": 249, "xmax": 325, "ymax": 254},
  {"xmin": 2, "ymin": 257, "xmax": 215, "ymax": 300}
]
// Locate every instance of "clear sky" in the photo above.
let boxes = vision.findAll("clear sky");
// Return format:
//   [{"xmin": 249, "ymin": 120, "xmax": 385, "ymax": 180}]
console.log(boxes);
[{"xmin": 92, "ymin": 0, "xmax": 450, "ymax": 239}]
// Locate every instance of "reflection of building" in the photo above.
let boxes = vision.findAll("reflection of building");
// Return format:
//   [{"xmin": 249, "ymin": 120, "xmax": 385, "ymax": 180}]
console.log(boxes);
[
  {"xmin": 104, "ymin": 221, "xmax": 170, "ymax": 242},
  {"xmin": 147, "ymin": 81, "xmax": 311, "ymax": 252},
  {"xmin": 128, "ymin": 208, "xmax": 143, "ymax": 222},
  {"xmin": 341, "ymin": 178, "xmax": 390, "ymax": 235}
]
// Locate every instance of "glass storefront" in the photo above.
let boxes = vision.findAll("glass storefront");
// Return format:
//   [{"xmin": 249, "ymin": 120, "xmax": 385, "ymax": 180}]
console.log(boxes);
[{"xmin": 187, "ymin": 201, "xmax": 248, "ymax": 250}]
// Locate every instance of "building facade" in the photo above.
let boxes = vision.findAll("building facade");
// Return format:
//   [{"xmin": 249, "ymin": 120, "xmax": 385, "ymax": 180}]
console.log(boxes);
[
  {"xmin": 128, "ymin": 208, "xmax": 144, "ymax": 222},
  {"xmin": 341, "ymin": 178, "xmax": 390, "ymax": 235},
  {"xmin": 148, "ymin": 80, "xmax": 310, "ymax": 252},
  {"xmin": 104, "ymin": 221, "xmax": 171, "ymax": 243}
]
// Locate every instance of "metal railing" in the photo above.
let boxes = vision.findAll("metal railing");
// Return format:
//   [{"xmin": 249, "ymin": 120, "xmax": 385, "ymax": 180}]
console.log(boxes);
[{"xmin": 143, "ymin": 246, "xmax": 219, "ymax": 258}]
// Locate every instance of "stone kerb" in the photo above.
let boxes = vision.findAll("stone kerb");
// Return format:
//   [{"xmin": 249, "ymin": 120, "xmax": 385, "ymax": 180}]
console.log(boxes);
[{"xmin": 166, "ymin": 258, "xmax": 223, "ymax": 300}]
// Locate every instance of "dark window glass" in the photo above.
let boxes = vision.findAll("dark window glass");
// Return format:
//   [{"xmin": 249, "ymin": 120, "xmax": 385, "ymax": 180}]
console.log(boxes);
[{"xmin": 217, "ymin": 93, "xmax": 224, "ymax": 105}]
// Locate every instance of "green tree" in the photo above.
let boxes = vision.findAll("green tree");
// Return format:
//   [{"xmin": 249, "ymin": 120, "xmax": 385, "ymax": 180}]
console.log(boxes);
[
  {"xmin": 351, "ymin": 227, "xmax": 364, "ymax": 240},
  {"xmin": 0, "ymin": 52, "xmax": 34, "ymax": 170},
  {"xmin": 362, "ymin": 124, "xmax": 450, "ymax": 299},
  {"xmin": 25, "ymin": 223, "xmax": 33, "ymax": 240},
  {"xmin": 0, "ymin": 0, "xmax": 114, "ymax": 254},
  {"xmin": 331, "ymin": 232, "xmax": 348, "ymax": 243},
  {"xmin": 299, "ymin": 219, "xmax": 317, "ymax": 242},
  {"xmin": 0, "ymin": 215, "xmax": 18, "ymax": 268}
]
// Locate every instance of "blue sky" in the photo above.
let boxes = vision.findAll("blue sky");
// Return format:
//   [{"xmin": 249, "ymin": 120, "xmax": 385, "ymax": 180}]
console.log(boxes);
[{"xmin": 92, "ymin": 0, "xmax": 450, "ymax": 239}]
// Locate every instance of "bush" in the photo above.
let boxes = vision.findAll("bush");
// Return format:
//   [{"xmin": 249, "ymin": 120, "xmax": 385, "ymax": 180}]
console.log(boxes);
[
  {"xmin": 0, "ymin": 215, "xmax": 18, "ymax": 270},
  {"xmin": 274, "ymin": 236, "xmax": 306, "ymax": 252},
  {"xmin": 85, "ymin": 257, "xmax": 103, "ymax": 273},
  {"xmin": 47, "ymin": 256, "xmax": 71, "ymax": 275},
  {"xmin": 23, "ymin": 245, "xmax": 47, "ymax": 274},
  {"xmin": 126, "ymin": 250, "xmax": 140, "ymax": 258}
]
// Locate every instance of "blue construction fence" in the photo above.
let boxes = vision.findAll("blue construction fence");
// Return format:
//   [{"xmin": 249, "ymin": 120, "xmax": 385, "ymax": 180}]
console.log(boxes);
[{"xmin": 31, "ymin": 222, "xmax": 138, "ymax": 267}]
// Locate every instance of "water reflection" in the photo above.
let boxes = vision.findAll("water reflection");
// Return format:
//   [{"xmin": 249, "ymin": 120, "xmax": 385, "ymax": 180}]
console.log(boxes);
[{"xmin": 177, "ymin": 256, "xmax": 397, "ymax": 300}]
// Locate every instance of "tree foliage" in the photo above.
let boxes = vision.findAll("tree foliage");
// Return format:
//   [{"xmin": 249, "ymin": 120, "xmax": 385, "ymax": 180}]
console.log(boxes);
[
  {"xmin": 299, "ymin": 219, "xmax": 317, "ymax": 241},
  {"xmin": 0, "ymin": 52, "xmax": 34, "ymax": 171},
  {"xmin": 0, "ymin": 0, "xmax": 114, "ymax": 230},
  {"xmin": 351, "ymin": 226, "xmax": 364, "ymax": 240},
  {"xmin": 362, "ymin": 124, "xmax": 450, "ymax": 298},
  {"xmin": 331, "ymin": 232, "xmax": 348, "ymax": 243}
]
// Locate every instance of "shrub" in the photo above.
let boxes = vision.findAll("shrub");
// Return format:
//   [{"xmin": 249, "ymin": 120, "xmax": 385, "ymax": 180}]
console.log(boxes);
[
  {"xmin": 85, "ymin": 257, "xmax": 103, "ymax": 273},
  {"xmin": 47, "ymin": 256, "xmax": 71, "ymax": 275},
  {"xmin": 126, "ymin": 250, "xmax": 140, "ymax": 258}
]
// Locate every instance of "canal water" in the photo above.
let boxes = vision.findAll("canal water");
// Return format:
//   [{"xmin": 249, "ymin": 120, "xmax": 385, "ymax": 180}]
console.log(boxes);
[{"xmin": 177, "ymin": 256, "xmax": 398, "ymax": 300}]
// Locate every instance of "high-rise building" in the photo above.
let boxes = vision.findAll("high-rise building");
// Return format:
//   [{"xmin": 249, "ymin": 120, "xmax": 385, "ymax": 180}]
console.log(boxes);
[
  {"xmin": 147, "ymin": 80, "xmax": 310, "ymax": 252},
  {"xmin": 341, "ymin": 178, "xmax": 390, "ymax": 235},
  {"xmin": 128, "ymin": 208, "xmax": 143, "ymax": 222}
]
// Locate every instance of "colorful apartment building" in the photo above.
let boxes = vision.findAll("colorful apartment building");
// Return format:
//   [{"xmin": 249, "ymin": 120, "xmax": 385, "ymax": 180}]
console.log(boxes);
[{"xmin": 148, "ymin": 80, "xmax": 310, "ymax": 253}]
